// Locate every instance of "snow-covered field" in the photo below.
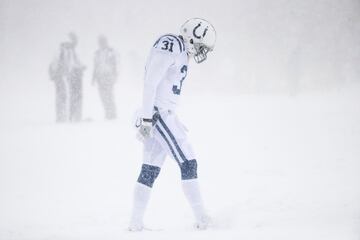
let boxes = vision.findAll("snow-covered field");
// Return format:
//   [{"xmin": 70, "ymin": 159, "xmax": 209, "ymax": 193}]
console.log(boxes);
[
  {"xmin": 0, "ymin": 86, "xmax": 359, "ymax": 240},
  {"xmin": 1, "ymin": 0, "xmax": 360, "ymax": 239}
]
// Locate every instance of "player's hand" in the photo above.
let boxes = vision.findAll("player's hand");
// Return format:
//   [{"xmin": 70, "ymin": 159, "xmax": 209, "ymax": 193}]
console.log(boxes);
[{"xmin": 136, "ymin": 118, "xmax": 153, "ymax": 142}]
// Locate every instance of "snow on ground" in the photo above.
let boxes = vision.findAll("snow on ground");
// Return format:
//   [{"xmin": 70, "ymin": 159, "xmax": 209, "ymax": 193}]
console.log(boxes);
[
  {"xmin": 1, "ymin": 0, "xmax": 360, "ymax": 239},
  {"xmin": 0, "ymin": 85, "xmax": 359, "ymax": 240}
]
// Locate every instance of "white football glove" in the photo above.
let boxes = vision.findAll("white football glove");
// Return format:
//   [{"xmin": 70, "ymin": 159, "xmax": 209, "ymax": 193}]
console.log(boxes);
[{"xmin": 136, "ymin": 118, "xmax": 153, "ymax": 142}]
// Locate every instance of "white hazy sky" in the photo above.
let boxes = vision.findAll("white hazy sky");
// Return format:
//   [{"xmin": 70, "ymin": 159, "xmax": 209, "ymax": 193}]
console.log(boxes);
[{"xmin": 0, "ymin": 0, "xmax": 360, "ymax": 94}]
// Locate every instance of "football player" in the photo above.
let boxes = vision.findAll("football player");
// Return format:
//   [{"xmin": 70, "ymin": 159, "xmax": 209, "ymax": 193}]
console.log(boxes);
[{"xmin": 129, "ymin": 18, "xmax": 216, "ymax": 231}]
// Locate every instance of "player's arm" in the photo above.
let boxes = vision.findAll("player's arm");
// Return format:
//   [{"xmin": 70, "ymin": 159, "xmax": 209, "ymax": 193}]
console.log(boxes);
[
  {"xmin": 137, "ymin": 49, "xmax": 175, "ymax": 142},
  {"xmin": 137, "ymin": 35, "xmax": 181, "ymax": 142},
  {"xmin": 141, "ymin": 48, "xmax": 174, "ymax": 120}
]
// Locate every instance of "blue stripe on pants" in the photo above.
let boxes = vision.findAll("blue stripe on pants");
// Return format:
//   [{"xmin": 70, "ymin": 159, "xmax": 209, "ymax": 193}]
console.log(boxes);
[
  {"xmin": 157, "ymin": 115, "xmax": 188, "ymax": 162},
  {"xmin": 155, "ymin": 125, "xmax": 181, "ymax": 165}
]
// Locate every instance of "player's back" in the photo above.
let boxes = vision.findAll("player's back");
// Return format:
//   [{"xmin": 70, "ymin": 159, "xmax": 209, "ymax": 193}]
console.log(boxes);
[{"xmin": 145, "ymin": 34, "xmax": 189, "ymax": 112}]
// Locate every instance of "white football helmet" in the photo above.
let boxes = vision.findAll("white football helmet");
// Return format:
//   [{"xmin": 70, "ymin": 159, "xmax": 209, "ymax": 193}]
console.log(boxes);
[{"xmin": 180, "ymin": 18, "xmax": 216, "ymax": 63}]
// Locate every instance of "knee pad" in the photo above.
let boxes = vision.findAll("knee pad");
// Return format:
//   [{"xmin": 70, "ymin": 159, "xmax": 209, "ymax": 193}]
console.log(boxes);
[
  {"xmin": 137, "ymin": 164, "xmax": 161, "ymax": 188},
  {"xmin": 180, "ymin": 159, "xmax": 198, "ymax": 180}
]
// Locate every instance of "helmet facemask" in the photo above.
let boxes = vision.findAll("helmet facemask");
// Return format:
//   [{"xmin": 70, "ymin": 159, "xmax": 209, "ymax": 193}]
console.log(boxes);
[{"xmin": 193, "ymin": 42, "xmax": 211, "ymax": 63}]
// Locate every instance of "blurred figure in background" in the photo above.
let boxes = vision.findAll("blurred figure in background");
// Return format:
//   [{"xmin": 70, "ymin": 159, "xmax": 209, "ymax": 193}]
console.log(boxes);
[
  {"xmin": 67, "ymin": 32, "xmax": 86, "ymax": 122},
  {"xmin": 49, "ymin": 42, "xmax": 68, "ymax": 122},
  {"xmin": 49, "ymin": 32, "xmax": 86, "ymax": 122},
  {"xmin": 92, "ymin": 35, "xmax": 118, "ymax": 120}
]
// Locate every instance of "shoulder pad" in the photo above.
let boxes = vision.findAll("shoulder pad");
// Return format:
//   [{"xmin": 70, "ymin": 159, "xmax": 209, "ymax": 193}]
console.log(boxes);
[{"xmin": 152, "ymin": 34, "xmax": 185, "ymax": 54}]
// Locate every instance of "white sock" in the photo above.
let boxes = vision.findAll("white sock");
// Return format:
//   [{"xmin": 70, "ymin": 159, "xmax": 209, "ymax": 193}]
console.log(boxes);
[
  {"xmin": 130, "ymin": 182, "xmax": 152, "ymax": 226},
  {"xmin": 182, "ymin": 179, "xmax": 208, "ymax": 222}
]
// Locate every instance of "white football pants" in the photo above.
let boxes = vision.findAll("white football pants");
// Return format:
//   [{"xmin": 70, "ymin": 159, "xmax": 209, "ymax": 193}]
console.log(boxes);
[{"xmin": 130, "ymin": 108, "xmax": 208, "ymax": 227}]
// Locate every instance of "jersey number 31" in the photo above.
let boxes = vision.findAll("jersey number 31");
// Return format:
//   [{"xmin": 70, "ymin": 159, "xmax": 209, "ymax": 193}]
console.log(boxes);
[{"xmin": 172, "ymin": 65, "xmax": 187, "ymax": 95}]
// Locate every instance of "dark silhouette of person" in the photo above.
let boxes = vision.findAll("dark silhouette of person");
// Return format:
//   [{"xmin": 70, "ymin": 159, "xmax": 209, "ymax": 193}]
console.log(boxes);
[
  {"xmin": 66, "ymin": 32, "xmax": 86, "ymax": 122},
  {"xmin": 92, "ymin": 35, "xmax": 118, "ymax": 119},
  {"xmin": 49, "ymin": 32, "xmax": 86, "ymax": 122},
  {"xmin": 49, "ymin": 42, "xmax": 68, "ymax": 122}
]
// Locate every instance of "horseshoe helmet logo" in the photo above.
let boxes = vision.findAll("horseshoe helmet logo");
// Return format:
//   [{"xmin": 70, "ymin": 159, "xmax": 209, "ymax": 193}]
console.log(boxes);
[{"xmin": 193, "ymin": 23, "xmax": 209, "ymax": 39}]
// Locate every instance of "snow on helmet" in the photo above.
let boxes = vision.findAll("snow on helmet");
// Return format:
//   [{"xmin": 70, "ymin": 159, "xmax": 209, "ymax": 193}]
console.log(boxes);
[{"xmin": 180, "ymin": 18, "xmax": 216, "ymax": 63}]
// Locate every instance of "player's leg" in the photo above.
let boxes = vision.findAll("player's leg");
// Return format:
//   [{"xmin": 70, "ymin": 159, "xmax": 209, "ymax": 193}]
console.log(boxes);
[
  {"xmin": 98, "ymin": 83, "xmax": 108, "ymax": 119},
  {"xmin": 129, "ymin": 137, "xmax": 166, "ymax": 231},
  {"xmin": 55, "ymin": 78, "xmax": 67, "ymax": 122},
  {"xmin": 98, "ymin": 80, "xmax": 116, "ymax": 120},
  {"xmin": 153, "ymin": 111, "xmax": 210, "ymax": 229},
  {"xmin": 68, "ymin": 69, "xmax": 83, "ymax": 122},
  {"xmin": 106, "ymin": 81, "xmax": 117, "ymax": 119}
]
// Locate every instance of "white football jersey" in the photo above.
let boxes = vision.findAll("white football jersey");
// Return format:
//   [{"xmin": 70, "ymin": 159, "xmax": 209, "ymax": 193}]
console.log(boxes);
[{"xmin": 141, "ymin": 34, "xmax": 189, "ymax": 119}]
